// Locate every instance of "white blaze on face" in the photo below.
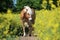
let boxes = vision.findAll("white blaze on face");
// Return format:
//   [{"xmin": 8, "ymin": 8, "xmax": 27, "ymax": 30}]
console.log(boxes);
[
  {"xmin": 24, "ymin": 6, "xmax": 32, "ymax": 21},
  {"xmin": 24, "ymin": 6, "xmax": 32, "ymax": 15}
]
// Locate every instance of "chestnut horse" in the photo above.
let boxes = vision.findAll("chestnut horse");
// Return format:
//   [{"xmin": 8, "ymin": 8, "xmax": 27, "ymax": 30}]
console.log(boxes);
[{"xmin": 20, "ymin": 6, "xmax": 36, "ymax": 36}]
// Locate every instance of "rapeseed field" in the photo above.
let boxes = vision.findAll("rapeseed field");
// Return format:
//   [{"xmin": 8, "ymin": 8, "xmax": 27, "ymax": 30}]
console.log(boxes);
[{"xmin": 0, "ymin": 7, "xmax": 60, "ymax": 40}]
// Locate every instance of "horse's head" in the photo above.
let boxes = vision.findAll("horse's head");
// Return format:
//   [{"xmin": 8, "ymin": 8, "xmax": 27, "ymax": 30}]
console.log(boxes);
[
  {"xmin": 20, "ymin": 6, "xmax": 34, "ymax": 27},
  {"xmin": 24, "ymin": 6, "xmax": 32, "ymax": 21}
]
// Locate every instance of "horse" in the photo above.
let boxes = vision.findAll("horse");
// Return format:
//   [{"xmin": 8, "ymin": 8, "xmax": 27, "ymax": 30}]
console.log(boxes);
[{"xmin": 20, "ymin": 6, "xmax": 36, "ymax": 36}]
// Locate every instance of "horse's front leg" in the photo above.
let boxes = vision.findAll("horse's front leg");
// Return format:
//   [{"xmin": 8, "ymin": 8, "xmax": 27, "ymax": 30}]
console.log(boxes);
[
  {"xmin": 21, "ymin": 20, "xmax": 26, "ymax": 36},
  {"xmin": 23, "ymin": 26, "xmax": 26, "ymax": 36}
]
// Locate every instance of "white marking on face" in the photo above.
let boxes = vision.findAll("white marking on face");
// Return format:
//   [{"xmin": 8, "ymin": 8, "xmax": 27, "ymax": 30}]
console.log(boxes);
[
  {"xmin": 29, "ymin": 17, "xmax": 32, "ymax": 20},
  {"xmin": 24, "ymin": 6, "xmax": 32, "ymax": 15}
]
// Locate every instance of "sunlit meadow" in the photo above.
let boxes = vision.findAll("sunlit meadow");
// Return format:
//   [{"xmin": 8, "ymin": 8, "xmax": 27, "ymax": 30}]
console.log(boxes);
[{"xmin": 0, "ymin": 7, "xmax": 60, "ymax": 40}]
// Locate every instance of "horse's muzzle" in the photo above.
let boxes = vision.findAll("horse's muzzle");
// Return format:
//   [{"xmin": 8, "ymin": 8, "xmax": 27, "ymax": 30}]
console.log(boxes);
[{"xmin": 29, "ymin": 17, "xmax": 32, "ymax": 21}]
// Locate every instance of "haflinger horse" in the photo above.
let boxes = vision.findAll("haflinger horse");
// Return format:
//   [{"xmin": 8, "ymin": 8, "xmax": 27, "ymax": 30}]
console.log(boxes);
[{"xmin": 20, "ymin": 6, "xmax": 36, "ymax": 36}]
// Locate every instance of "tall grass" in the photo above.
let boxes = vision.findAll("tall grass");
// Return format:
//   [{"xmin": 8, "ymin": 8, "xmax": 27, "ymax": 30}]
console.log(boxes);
[
  {"xmin": 0, "ymin": 7, "xmax": 60, "ymax": 40},
  {"xmin": 0, "ymin": 9, "xmax": 22, "ymax": 40},
  {"xmin": 34, "ymin": 7, "xmax": 60, "ymax": 40}
]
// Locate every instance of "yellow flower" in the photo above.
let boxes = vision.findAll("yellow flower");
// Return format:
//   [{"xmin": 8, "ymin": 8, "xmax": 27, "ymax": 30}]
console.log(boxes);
[
  {"xmin": 53, "ymin": 23, "xmax": 59, "ymax": 28},
  {"xmin": 45, "ymin": 37, "xmax": 49, "ymax": 40},
  {"xmin": 3, "ymin": 31, "xmax": 8, "ymax": 35}
]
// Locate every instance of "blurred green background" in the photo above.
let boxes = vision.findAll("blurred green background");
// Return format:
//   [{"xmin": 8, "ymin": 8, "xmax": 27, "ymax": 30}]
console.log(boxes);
[{"xmin": 0, "ymin": 0, "xmax": 60, "ymax": 40}]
